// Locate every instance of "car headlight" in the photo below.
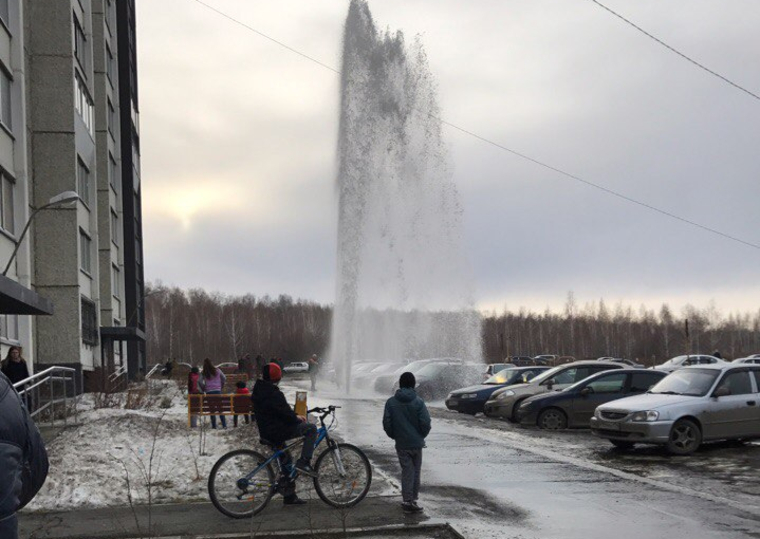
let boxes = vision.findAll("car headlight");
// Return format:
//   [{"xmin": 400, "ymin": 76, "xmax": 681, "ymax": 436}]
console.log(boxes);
[
  {"xmin": 631, "ymin": 410, "xmax": 659, "ymax": 422},
  {"xmin": 497, "ymin": 390, "xmax": 515, "ymax": 400},
  {"xmin": 460, "ymin": 393, "xmax": 478, "ymax": 399}
]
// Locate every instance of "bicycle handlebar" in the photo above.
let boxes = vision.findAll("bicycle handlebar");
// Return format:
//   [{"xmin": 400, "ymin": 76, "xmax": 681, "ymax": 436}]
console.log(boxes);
[{"xmin": 307, "ymin": 405, "xmax": 341, "ymax": 414}]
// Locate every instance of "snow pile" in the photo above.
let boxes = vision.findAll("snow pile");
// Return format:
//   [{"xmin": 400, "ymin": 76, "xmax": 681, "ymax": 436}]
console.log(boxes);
[{"xmin": 28, "ymin": 381, "xmax": 261, "ymax": 511}]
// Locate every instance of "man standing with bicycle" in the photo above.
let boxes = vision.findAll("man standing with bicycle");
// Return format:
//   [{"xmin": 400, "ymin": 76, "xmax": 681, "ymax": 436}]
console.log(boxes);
[
  {"xmin": 382, "ymin": 372, "xmax": 431, "ymax": 514},
  {"xmin": 252, "ymin": 363, "xmax": 318, "ymax": 505}
]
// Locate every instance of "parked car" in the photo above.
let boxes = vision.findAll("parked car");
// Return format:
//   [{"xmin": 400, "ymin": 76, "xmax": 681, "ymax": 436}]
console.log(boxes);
[
  {"xmin": 374, "ymin": 358, "xmax": 462, "ymax": 393},
  {"xmin": 283, "ymin": 361, "xmax": 309, "ymax": 374},
  {"xmin": 654, "ymin": 354, "xmax": 726, "ymax": 373},
  {"xmin": 353, "ymin": 362, "xmax": 407, "ymax": 387},
  {"xmin": 446, "ymin": 366, "xmax": 551, "ymax": 415},
  {"xmin": 590, "ymin": 363, "xmax": 760, "ymax": 454},
  {"xmin": 484, "ymin": 361, "xmax": 629, "ymax": 421},
  {"xmin": 733, "ymin": 357, "xmax": 760, "ymax": 365},
  {"xmin": 533, "ymin": 355, "xmax": 558, "ymax": 366},
  {"xmin": 516, "ymin": 369, "xmax": 667, "ymax": 429},
  {"xmin": 509, "ymin": 356, "xmax": 536, "ymax": 367},
  {"xmin": 597, "ymin": 358, "xmax": 644, "ymax": 368},
  {"xmin": 400, "ymin": 362, "xmax": 483, "ymax": 400}
]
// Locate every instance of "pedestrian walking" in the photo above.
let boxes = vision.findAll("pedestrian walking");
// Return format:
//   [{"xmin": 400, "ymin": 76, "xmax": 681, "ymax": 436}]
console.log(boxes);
[
  {"xmin": 382, "ymin": 372, "xmax": 431, "ymax": 514},
  {"xmin": 1, "ymin": 346, "xmax": 32, "ymax": 410},
  {"xmin": 199, "ymin": 358, "xmax": 227, "ymax": 429},
  {"xmin": 187, "ymin": 367, "xmax": 201, "ymax": 428},
  {"xmin": 0, "ymin": 371, "xmax": 49, "ymax": 539},
  {"xmin": 308, "ymin": 354, "xmax": 320, "ymax": 391}
]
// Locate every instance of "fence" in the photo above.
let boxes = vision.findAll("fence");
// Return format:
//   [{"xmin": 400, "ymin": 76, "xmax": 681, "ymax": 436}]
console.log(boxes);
[{"xmin": 13, "ymin": 366, "xmax": 81, "ymax": 427}]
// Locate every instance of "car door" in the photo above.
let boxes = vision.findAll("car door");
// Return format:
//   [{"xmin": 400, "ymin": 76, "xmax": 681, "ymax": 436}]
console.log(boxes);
[
  {"xmin": 750, "ymin": 369, "xmax": 760, "ymax": 436},
  {"xmin": 571, "ymin": 372, "xmax": 628, "ymax": 426},
  {"xmin": 702, "ymin": 370, "xmax": 758, "ymax": 439}
]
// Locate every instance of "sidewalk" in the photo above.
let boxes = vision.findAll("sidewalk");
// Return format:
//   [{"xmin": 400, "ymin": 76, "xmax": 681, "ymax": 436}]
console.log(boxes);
[{"xmin": 19, "ymin": 495, "xmax": 462, "ymax": 539}]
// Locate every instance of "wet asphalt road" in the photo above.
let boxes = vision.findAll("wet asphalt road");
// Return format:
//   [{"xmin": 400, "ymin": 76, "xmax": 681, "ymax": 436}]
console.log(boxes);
[{"xmin": 301, "ymin": 382, "xmax": 760, "ymax": 539}]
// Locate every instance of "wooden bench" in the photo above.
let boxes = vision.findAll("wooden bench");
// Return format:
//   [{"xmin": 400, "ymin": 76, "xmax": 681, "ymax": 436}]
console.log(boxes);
[{"xmin": 188, "ymin": 394, "xmax": 254, "ymax": 427}]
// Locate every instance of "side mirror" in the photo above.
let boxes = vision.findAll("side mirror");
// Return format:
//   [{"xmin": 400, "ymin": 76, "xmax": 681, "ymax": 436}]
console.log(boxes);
[
  {"xmin": 713, "ymin": 386, "xmax": 730, "ymax": 398},
  {"xmin": 546, "ymin": 380, "xmax": 554, "ymax": 390},
  {"xmin": 580, "ymin": 387, "xmax": 593, "ymax": 397}
]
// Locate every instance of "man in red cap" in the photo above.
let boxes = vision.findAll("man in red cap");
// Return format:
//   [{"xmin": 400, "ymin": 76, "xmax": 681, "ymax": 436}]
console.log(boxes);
[{"xmin": 252, "ymin": 363, "xmax": 318, "ymax": 505}]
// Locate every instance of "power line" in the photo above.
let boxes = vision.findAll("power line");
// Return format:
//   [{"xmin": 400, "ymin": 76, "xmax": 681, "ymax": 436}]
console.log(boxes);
[
  {"xmin": 190, "ymin": 0, "xmax": 760, "ymax": 251},
  {"xmin": 588, "ymin": 0, "xmax": 760, "ymax": 102}
]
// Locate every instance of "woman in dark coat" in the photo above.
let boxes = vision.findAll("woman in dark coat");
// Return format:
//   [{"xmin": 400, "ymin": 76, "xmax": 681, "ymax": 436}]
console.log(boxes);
[{"xmin": 1, "ymin": 347, "xmax": 30, "ymax": 385}]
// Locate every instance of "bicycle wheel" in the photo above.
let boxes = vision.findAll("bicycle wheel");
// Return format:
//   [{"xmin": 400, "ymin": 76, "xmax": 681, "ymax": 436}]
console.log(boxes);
[
  {"xmin": 208, "ymin": 449, "xmax": 275, "ymax": 518},
  {"xmin": 313, "ymin": 443, "xmax": 372, "ymax": 508}
]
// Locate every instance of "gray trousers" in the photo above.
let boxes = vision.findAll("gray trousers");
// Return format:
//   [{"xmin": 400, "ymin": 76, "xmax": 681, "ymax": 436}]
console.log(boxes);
[{"xmin": 396, "ymin": 448, "xmax": 422, "ymax": 502}]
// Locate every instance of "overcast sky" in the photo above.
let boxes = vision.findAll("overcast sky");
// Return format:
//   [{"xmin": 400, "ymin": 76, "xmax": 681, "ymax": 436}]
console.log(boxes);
[{"xmin": 136, "ymin": 0, "xmax": 760, "ymax": 315}]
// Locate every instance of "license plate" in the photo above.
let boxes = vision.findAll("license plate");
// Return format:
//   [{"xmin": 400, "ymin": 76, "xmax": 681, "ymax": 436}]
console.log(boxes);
[
  {"xmin": 447, "ymin": 399, "xmax": 458, "ymax": 406},
  {"xmin": 598, "ymin": 420, "xmax": 620, "ymax": 431}
]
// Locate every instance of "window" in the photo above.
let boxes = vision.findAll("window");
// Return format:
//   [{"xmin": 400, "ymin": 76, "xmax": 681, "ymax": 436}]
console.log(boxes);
[
  {"xmin": 81, "ymin": 297, "xmax": 98, "ymax": 345},
  {"xmin": 0, "ymin": 314, "xmax": 19, "ymax": 343},
  {"xmin": 77, "ymin": 158, "xmax": 90, "ymax": 206},
  {"xmin": 111, "ymin": 264, "xmax": 120, "ymax": 297},
  {"xmin": 0, "ymin": 172, "xmax": 14, "ymax": 234},
  {"xmin": 106, "ymin": 45, "xmax": 115, "ymax": 86},
  {"xmin": 0, "ymin": 69, "xmax": 11, "ymax": 131},
  {"xmin": 107, "ymin": 99, "xmax": 115, "ymax": 137},
  {"xmin": 109, "ymin": 153, "xmax": 118, "ymax": 191},
  {"xmin": 716, "ymin": 371, "xmax": 753, "ymax": 396},
  {"xmin": 630, "ymin": 373, "xmax": 662, "ymax": 393},
  {"xmin": 74, "ymin": 72, "xmax": 94, "ymax": 135},
  {"xmin": 0, "ymin": 0, "xmax": 9, "ymax": 28},
  {"xmin": 752, "ymin": 370, "xmax": 760, "ymax": 392},
  {"xmin": 79, "ymin": 228, "xmax": 92, "ymax": 274},
  {"xmin": 110, "ymin": 209, "xmax": 118, "ymax": 244},
  {"xmin": 74, "ymin": 15, "xmax": 87, "ymax": 70},
  {"xmin": 585, "ymin": 372, "xmax": 626, "ymax": 394}
]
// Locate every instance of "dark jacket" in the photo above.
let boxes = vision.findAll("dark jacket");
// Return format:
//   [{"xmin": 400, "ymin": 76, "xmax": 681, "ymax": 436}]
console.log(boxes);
[
  {"xmin": 251, "ymin": 379, "xmax": 301, "ymax": 443},
  {"xmin": 0, "ymin": 372, "xmax": 49, "ymax": 539},
  {"xmin": 383, "ymin": 388, "xmax": 431, "ymax": 450},
  {"xmin": 1, "ymin": 361, "xmax": 30, "ymax": 386}
]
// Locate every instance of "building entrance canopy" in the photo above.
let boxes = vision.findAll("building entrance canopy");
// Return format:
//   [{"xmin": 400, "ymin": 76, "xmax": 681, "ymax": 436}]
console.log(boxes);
[{"xmin": 0, "ymin": 274, "xmax": 54, "ymax": 315}]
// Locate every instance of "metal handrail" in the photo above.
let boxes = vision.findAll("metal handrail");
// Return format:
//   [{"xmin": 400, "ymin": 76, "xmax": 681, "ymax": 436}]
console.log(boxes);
[
  {"xmin": 109, "ymin": 363, "xmax": 128, "ymax": 382},
  {"xmin": 13, "ymin": 366, "xmax": 81, "ymax": 427},
  {"xmin": 145, "ymin": 363, "xmax": 162, "ymax": 379}
]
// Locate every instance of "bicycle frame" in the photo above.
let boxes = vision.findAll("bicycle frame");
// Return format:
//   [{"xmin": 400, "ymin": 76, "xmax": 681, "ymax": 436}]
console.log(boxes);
[{"xmin": 243, "ymin": 410, "xmax": 338, "ymax": 484}]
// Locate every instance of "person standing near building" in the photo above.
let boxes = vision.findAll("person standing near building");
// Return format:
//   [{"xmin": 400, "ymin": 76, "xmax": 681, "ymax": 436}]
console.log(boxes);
[
  {"xmin": 199, "ymin": 358, "xmax": 227, "ymax": 429},
  {"xmin": 2, "ymin": 347, "xmax": 32, "ymax": 410},
  {"xmin": 382, "ymin": 372, "xmax": 431, "ymax": 514},
  {"xmin": 308, "ymin": 354, "xmax": 320, "ymax": 391},
  {"xmin": 0, "ymin": 371, "xmax": 49, "ymax": 539}
]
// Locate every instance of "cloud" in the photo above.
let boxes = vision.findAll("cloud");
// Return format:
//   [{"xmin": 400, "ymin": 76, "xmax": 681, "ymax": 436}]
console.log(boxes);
[{"xmin": 137, "ymin": 0, "xmax": 760, "ymax": 313}]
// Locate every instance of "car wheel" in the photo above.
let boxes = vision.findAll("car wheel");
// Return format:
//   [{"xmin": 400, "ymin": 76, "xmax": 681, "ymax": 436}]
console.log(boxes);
[
  {"xmin": 609, "ymin": 440, "xmax": 635, "ymax": 450},
  {"xmin": 666, "ymin": 418, "xmax": 702, "ymax": 455},
  {"xmin": 537, "ymin": 408, "xmax": 568, "ymax": 430},
  {"xmin": 510, "ymin": 399, "xmax": 527, "ymax": 422}
]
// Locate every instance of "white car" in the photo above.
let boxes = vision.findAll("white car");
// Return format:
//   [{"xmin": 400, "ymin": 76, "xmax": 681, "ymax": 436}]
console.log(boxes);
[
  {"xmin": 733, "ymin": 357, "xmax": 760, "ymax": 365},
  {"xmin": 654, "ymin": 354, "xmax": 726, "ymax": 373},
  {"xmin": 283, "ymin": 361, "xmax": 309, "ymax": 373}
]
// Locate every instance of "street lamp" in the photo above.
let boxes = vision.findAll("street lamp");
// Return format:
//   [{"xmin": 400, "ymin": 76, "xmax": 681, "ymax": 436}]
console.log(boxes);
[{"xmin": 2, "ymin": 190, "xmax": 80, "ymax": 276}]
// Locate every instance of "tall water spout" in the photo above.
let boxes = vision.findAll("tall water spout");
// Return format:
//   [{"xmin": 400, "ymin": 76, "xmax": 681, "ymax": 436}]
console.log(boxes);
[{"xmin": 330, "ymin": 0, "xmax": 482, "ymax": 390}]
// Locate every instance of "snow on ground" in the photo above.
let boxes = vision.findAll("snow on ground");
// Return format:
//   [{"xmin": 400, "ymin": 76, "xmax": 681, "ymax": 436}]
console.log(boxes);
[{"xmin": 28, "ymin": 380, "xmax": 261, "ymax": 511}]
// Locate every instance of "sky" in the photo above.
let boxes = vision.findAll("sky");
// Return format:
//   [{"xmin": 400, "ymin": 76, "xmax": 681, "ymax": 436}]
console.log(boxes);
[{"xmin": 136, "ymin": 0, "xmax": 760, "ymax": 316}]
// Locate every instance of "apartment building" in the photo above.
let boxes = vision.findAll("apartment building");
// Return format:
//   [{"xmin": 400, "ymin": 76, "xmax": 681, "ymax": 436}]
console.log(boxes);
[{"xmin": 0, "ymin": 0, "xmax": 145, "ymax": 386}]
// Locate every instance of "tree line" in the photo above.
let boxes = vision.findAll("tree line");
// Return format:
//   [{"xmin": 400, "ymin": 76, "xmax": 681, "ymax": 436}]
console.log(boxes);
[{"xmin": 144, "ymin": 285, "xmax": 760, "ymax": 367}]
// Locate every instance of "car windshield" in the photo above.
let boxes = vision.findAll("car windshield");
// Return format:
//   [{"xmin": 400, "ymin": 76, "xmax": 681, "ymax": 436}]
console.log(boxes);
[
  {"xmin": 485, "ymin": 368, "xmax": 522, "ymax": 385},
  {"xmin": 649, "ymin": 369, "xmax": 720, "ymax": 396},
  {"xmin": 527, "ymin": 366, "xmax": 562, "ymax": 384}
]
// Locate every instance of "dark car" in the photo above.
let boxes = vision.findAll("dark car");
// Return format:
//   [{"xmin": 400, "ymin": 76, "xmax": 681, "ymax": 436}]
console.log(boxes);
[
  {"xmin": 516, "ymin": 369, "xmax": 667, "ymax": 430},
  {"xmin": 404, "ymin": 362, "xmax": 484, "ymax": 400},
  {"xmin": 446, "ymin": 366, "xmax": 551, "ymax": 415}
]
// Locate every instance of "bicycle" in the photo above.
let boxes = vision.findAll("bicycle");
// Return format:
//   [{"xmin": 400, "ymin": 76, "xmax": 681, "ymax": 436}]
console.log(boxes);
[{"xmin": 208, "ymin": 405, "xmax": 372, "ymax": 518}]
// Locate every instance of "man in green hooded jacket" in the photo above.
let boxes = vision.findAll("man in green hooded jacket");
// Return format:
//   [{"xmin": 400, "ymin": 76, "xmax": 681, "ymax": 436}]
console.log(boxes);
[{"xmin": 382, "ymin": 371, "xmax": 431, "ymax": 514}]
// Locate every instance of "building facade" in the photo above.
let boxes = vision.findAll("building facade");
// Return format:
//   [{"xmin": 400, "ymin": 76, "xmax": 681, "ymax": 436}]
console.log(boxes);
[{"xmin": 0, "ymin": 0, "xmax": 145, "ymax": 385}]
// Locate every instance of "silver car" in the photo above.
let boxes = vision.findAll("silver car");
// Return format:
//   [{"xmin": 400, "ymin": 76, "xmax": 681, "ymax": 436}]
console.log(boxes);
[
  {"xmin": 590, "ymin": 363, "xmax": 760, "ymax": 454},
  {"xmin": 654, "ymin": 354, "xmax": 726, "ymax": 373}
]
